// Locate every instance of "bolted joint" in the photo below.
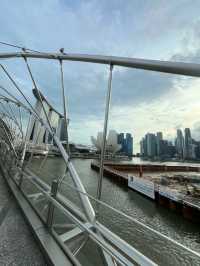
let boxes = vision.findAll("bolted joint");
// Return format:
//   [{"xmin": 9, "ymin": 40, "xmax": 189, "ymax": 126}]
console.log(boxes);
[
  {"xmin": 59, "ymin": 48, "xmax": 65, "ymax": 54},
  {"xmin": 50, "ymin": 179, "xmax": 59, "ymax": 198},
  {"xmin": 110, "ymin": 63, "xmax": 114, "ymax": 71}
]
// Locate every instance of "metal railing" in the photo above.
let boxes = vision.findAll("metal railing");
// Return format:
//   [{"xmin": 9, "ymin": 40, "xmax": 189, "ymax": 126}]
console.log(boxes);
[{"xmin": 0, "ymin": 49, "xmax": 200, "ymax": 265}]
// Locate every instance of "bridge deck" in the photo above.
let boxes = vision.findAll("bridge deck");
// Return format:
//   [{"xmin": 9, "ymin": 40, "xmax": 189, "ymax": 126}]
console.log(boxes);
[{"xmin": 0, "ymin": 172, "xmax": 46, "ymax": 266}]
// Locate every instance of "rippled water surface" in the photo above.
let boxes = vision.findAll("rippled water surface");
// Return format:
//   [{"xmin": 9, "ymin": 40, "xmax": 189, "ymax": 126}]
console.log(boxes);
[{"xmin": 30, "ymin": 157, "xmax": 200, "ymax": 265}]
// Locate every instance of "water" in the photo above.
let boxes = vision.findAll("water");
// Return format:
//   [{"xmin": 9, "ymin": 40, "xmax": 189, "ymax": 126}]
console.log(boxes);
[
  {"xmin": 129, "ymin": 156, "xmax": 200, "ymax": 167},
  {"xmin": 30, "ymin": 157, "xmax": 200, "ymax": 265}
]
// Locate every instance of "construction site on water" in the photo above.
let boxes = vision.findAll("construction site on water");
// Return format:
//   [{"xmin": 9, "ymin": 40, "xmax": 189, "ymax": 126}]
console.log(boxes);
[{"xmin": 91, "ymin": 161, "xmax": 200, "ymax": 222}]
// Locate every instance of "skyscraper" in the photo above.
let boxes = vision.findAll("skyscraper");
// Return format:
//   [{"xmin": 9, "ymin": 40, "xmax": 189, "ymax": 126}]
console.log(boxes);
[
  {"xmin": 140, "ymin": 137, "xmax": 147, "ymax": 157},
  {"xmin": 184, "ymin": 128, "xmax": 192, "ymax": 159},
  {"xmin": 156, "ymin": 132, "xmax": 163, "ymax": 156},
  {"xmin": 118, "ymin": 132, "xmax": 133, "ymax": 156},
  {"xmin": 117, "ymin": 133, "xmax": 126, "ymax": 153},
  {"xmin": 146, "ymin": 133, "xmax": 157, "ymax": 157},
  {"xmin": 189, "ymin": 144, "xmax": 197, "ymax": 159},
  {"xmin": 125, "ymin": 133, "xmax": 133, "ymax": 157},
  {"xmin": 176, "ymin": 129, "xmax": 184, "ymax": 158},
  {"xmin": 59, "ymin": 118, "xmax": 68, "ymax": 142}
]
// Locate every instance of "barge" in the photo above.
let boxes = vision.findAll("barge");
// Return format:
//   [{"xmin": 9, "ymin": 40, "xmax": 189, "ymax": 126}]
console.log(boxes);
[
  {"xmin": 128, "ymin": 175, "xmax": 155, "ymax": 199},
  {"xmin": 91, "ymin": 161, "xmax": 200, "ymax": 222}
]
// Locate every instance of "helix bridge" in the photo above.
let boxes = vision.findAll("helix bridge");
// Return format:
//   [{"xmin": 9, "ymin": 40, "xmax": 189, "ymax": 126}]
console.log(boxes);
[{"xmin": 0, "ymin": 45, "xmax": 200, "ymax": 265}]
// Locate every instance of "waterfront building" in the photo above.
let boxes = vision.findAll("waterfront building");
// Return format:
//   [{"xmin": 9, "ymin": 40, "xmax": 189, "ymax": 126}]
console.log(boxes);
[
  {"xmin": 176, "ymin": 129, "xmax": 184, "ymax": 159},
  {"xmin": 194, "ymin": 141, "xmax": 200, "ymax": 158},
  {"xmin": 118, "ymin": 132, "xmax": 133, "ymax": 156},
  {"xmin": 184, "ymin": 128, "xmax": 192, "ymax": 159},
  {"xmin": 140, "ymin": 127, "xmax": 200, "ymax": 161},
  {"xmin": 59, "ymin": 118, "xmax": 68, "ymax": 142},
  {"xmin": 125, "ymin": 133, "xmax": 133, "ymax": 157},
  {"xmin": 140, "ymin": 139, "xmax": 144, "ymax": 156},
  {"xmin": 159, "ymin": 139, "xmax": 168, "ymax": 157},
  {"xmin": 167, "ymin": 141, "xmax": 176, "ymax": 158},
  {"xmin": 117, "ymin": 133, "xmax": 126, "ymax": 153},
  {"xmin": 156, "ymin": 132, "xmax": 163, "ymax": 156},
  {"xmin": 27, "ymin": 89, "xmax": 67, "ymax": 146},
  {"xmin": 91, "ymin": 130, "xmax": 121, "ymax": 153},
  {"xmin": 146, "ymin": 133, "xmax": 157, "ymax": 157},
  {"xmin": 140, "ymin": 137, "xmax": 147, "ymax": 157},
  {"xmin": 189, "ymin": 143, "xmax": 197, "ymax": 159},
  {"xmin": 140, "ymin": 132, "xmax": 176, "ymax": 159}
]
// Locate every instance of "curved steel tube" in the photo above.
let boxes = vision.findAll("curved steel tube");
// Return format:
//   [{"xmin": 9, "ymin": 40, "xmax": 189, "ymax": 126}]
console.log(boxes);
[
  {"xmin": 0, "ymin": 52, "xmax": 200, "ymax": 77},
  {"xmin": 0, "ymin": 90, "xmax": 96, "ymax": 223},
  {"xmin": 0, "ymin": 51, "xmax": 199, "ymax": 265}
]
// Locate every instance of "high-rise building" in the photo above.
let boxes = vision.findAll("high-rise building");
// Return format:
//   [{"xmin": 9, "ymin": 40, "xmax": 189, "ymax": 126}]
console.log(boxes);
[
  {"xmin": 140, "ymin": 127, "xmax": 200, "ymax": 160},
  {"xmin": 156, "ymin": 132, "xmax": 163, "ymax": 156},
  {"xmin": 146, "ymin": 133, "xmax": 157, "ymax": 157},
  {"xmin": 194, "ymin": 141, "xmax": 200, "ymax": 159},
  {"xmin": 184, "ymin": 128, "xmax": 192, "ymax": 159},
  {"xmin": 159, "ymin": 139, "xmax": 168, "ymax": 156},
  {"xmin": 140, "ymin": 139, "xmax": 144, "ymax": 156},
  {"xmin": 118, "ymin": 132, "xmax": 133, "ymax": 156},
  {"xmin": 140, "ymin": 132, "xmax": 176, "ymax": 159},
  {"xmin": 125, "ymin": 133, "xmax": 133, "ymax": 157},
  {"xmin": 167, "ymin": 141, "xmax": 176, "ymax": 157},
  {"xmin": 140, "ymin": 137, "xmax": 147, "ymax": 157},
  {"xmin": 117, "ymin": 133, "xmax": 126, "ymax": 153},
  {"xmin": 59, "ymin": 118, "xmax": 68, "ymax": 142},
  {"xmin": 189, "ymin": 144, "xmax": 197, "ymax": 159},
  {"xmin": 176, "ymin": 129, "xmax": 184, "ymax": 158}
]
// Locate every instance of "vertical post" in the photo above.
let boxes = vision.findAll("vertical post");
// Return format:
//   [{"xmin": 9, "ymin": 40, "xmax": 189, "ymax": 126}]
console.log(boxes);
[
  {"xmin": 8, "ymin": 101, "xmax": 22, "ymax": 136},
  {"xmin": 20, "ymin": 112, "xmax": 31, "ymax": 166},
  {"xmin": 59, "ymin": 59, "xmax": 70, "ymax": 155},
  {"xmin": 18, "ymin": 105, "xmax": 23, "ymax": 139},
  {"xmin": 1, "ymin": 121, "xmax": 18, "ymax": 159},
  {"xmin": 47, "ymin": 179, "xmax": 59, "ymax": 229},
  {"xmin": 97, "ymin": 64, "xmax": 113, "ymax": 200},
  {"xmin": 19, "ymin": 112, "xmax": 32, "ymax": 188}
]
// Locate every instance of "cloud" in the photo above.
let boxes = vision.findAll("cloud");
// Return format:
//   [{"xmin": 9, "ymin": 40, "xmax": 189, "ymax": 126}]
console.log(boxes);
[
  {"xmin": 192, "ymin": 122, "xmax": 200, "ymax": 141},
  {"xmin": 1, "ymin": 0, "xmax": 200, "ymax": 150},
  {"xmin": 112, "ymin": 68, "xmax": 173, "ymax": 107},
  {"xmin": 109, "ymin": 76, "xmax": 200, "ymax": 150}
]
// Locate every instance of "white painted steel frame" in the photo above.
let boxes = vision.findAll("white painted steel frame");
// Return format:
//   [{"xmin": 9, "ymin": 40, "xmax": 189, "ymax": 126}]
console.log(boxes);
[
  {"xmin": 0, "ymin": 52, "xmax": 200, "ymax": 77},
  {"xmin": 22, "ymin": 169, "xmax": 156, "ymax": 266},
  {"xmin": 1, "ymin": 52, "xmax": 200, "ymax": 265}
]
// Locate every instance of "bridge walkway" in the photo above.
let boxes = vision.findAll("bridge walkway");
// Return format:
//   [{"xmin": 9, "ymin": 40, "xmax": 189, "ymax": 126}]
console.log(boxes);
[{"xmin": 0, "ymin": 172, "xmax": 47, "ymax": 266}]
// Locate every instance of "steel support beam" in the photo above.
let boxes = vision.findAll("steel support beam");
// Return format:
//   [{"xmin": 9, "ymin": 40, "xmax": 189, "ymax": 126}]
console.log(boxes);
[
  {"xmin": 97, "ymin": 64, "xmax": 113, "ymax": 200},
  {"xmin": 0, "ymin": 52, "xmax": 200, "ymax": 77},
  {"xmin": 60, "ymin": 223, "xmax": 92, "ymax": 242}
]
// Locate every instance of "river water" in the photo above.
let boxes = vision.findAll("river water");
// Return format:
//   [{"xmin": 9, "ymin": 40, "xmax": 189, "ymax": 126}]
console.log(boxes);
[{"xmin": 30, "ymin": 157, "xmax": 200, "ymax": 266}]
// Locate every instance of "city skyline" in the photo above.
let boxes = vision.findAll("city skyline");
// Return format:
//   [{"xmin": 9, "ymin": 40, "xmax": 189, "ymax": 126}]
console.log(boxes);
[
  {"xmin": 82, "ymin": 126, "xmax": 200, "ymax": 154},
  {"xmin": 80, "ymin": 124, "xmax": 200, "ymax": 154},
  {"xmin": 140, "ymin": 127, "xmax": 200, "ymax": 160},
  {"xmin": 91, "ymin": 130, "xmax": 133, "ymax": 156},
  {"xmin": 1, "ymin": 1, "xmax": 200, "ymax": 151}
]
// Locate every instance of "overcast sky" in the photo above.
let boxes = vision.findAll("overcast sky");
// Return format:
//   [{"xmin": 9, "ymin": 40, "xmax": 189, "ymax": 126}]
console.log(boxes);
[{"xmin": 1, "ymin": 0, "xmax": 200, "ymax": 152}]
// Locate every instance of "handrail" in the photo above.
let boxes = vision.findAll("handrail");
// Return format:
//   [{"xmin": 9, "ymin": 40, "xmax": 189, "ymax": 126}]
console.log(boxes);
[
  {"xmin": 21, "ymin": 169, "xmax": 156, "ymax": 266},
  {"xmin": 61, "ymin": 180, "xmax": 200, "ymax": 259},
  {"xmin": 1, "ymin": 51, "xmax": 200, "ymax": 265},
  {"xmin": 0, "ymin": 52, "xmax": 200, "ymax": 77}
]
